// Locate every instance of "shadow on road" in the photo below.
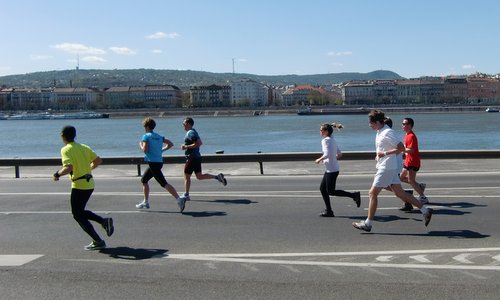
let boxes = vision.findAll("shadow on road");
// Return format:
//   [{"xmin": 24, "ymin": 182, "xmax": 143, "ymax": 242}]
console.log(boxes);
[
  {"xmin": 369, "ymin": 230, "xmax": 489, "ymax": 239},
  {"xmin": 182, "ymin": 211, "xmax": 227, "ymax": 217},
  {"xmin": 192, "ymin": 199, "xmax": 258, "ymax": 205},
  {"xmin": 100, "ymin": 247, "xmax": 168, "ymax": 260}
]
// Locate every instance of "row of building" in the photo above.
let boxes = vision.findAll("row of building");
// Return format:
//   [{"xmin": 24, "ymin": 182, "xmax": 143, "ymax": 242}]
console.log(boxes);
[{"xmin": 1, "ymin": 75, "xmax": 499, "ymax": 111}]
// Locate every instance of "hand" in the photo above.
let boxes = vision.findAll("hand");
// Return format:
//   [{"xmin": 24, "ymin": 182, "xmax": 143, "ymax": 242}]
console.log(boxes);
[{"xmin": 53, "ymin": 171, "xmax": 60, "ymax": 181}]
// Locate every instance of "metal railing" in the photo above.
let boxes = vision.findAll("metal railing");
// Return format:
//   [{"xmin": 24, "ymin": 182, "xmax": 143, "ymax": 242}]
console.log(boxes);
[{"xmin": 0, "ymin": 150, "xmax": 499, "ymax": 178}]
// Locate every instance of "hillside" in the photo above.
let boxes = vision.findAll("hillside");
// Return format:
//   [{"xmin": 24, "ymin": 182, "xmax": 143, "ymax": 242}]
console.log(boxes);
[{"xmin": 0, "ymin": 69, "xmax": 404, "ymax": 89}]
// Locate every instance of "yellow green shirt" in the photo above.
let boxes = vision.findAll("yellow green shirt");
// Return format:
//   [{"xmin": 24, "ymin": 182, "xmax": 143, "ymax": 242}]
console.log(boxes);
[{"xmin": 60, "ymin": 142, "xmax": 97, "ymax": 190}]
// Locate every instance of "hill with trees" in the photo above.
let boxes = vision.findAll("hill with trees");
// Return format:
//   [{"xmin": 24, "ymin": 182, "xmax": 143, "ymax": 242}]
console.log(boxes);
[{"xmin": 0, "ymin": 69, "xmax": 404, "ymax": 89}]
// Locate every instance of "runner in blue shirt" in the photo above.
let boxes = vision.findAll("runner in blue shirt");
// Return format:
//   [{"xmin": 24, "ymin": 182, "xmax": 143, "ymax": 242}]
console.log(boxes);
[
  {"xmin": 181, "ymin": 117, "xmax": 227, "ymax": 201},
  {"xmin": 135, "ymin": 117, "xmax": 187, "ymax": 212}
]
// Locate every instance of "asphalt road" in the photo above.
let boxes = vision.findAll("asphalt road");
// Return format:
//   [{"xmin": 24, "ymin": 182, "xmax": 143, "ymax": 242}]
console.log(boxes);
[{"xmin": 1, "ymin": 159, "xmax": 500, "ymax": 299}]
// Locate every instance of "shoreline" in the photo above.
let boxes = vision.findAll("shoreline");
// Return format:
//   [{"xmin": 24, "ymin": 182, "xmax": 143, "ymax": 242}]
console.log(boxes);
[{"xmin": 104, "ymin": 105, "xmax": 494, "ymax": 118}]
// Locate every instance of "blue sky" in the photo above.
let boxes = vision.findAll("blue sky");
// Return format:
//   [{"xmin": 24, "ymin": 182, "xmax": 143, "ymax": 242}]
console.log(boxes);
[{"xmin": 1, "ymin": 0, "xmax": 499, "ymax": 78}]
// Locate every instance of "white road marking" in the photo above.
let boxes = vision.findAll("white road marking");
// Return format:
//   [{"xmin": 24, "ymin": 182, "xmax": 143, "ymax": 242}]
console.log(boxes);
[
  {"xmin": 0, "ymin": 255, "xmax": 43, "ymax": 266},
  {"xmin": 409, "ymin": 255, "xmax": 432, "ymax": 263},
  {"xmin": 376, "ymin": 255, "xmax": 393, "ymax": 262},
  {"xmin": 166, "ymin": 248, "xmax": 500, "ymax": 271},
  {"xmin": 492, "ymin": 254, "xmax": 500, "ymax": 262},
  {"xmin": 453, "ymin": 254, "xmax": 473, "ymax": 264}
]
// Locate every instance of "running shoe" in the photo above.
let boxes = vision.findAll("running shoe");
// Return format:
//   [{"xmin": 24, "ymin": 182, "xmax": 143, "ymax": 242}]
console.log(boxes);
[
  {"xmin": 183, "ymin": 193, "xmax": 190, "ymax": 201},
  {"xmin": 216, "ymin": 173, "xmax": 227, "ymax": 186},
  {"xmin": 419, "ymin": 195, "xmax": 429, "ymax": 204},
  {"xmin": 319, "ymin": 210, "xmax": 335, "ymax": 217},
  {"xmin": 84, "ymin": 240, "xmax": 106, "ymax": 251},
  {"xmin": 424, "ymin": 208, "xmax": 433, "ymax": 226},
  {"xmin": 136, "ymin": 201, "xmax": 150, "ymax": 209},
  {"xmin": 399, "ymin": 202, "xmax": 413, "ymax": 212},
  {"xmin": 352, "ymin": 221, "xmax": 372, "ymax": 232},
  {"xmin": 177, "ymin": 196, "xmax": 186, "ymax": 213},
  {"xmin": 102, "ymin": 218, "xmax": 114, "ymax": 237},
  {"xmin": 353, "ymin": 192, "xmax": 361, "ymax": 208}
]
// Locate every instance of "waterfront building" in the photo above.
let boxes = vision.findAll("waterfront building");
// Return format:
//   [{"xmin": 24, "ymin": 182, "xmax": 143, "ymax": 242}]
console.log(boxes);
[
  {"xmin": 342, "ymin": 81, "xmax": 375, "ymax": 105},
  {"xmin": 52, "ymin": 87, "xmax": 100, "ymax": 110},
  {"xmin": 282, "ymin": 85, "xmax": 330, "ymax": 106},
  {"xmin": 189, "ymin": 84, "xmax": 231, "ymax": 107},
  {"xmin": 443, "ymin": 77, "xmax": 468, "ymax": 104},
  {"xmin": 0, "ymin": 87, "xmax": 52, "ymax": 110},
  {"xmin": 103, "ymin": 86, "xmax": 130, "ymax": 109},
  {"xmin": 230, "ymin": 79, "xmax": 268, "ymax": 107},
  {"xmin": 144, "ymin": 84, "xmax": 181, "ymax": 108},
  {"xmin": 467, "ymin": 76, "xmax": 500, "ymax": 104}
]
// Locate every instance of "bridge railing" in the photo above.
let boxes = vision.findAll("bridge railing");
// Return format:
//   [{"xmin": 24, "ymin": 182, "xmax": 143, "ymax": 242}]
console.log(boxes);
[{"xmin": 0, "ymin": 150, "xmax": 499, "ymax": 178}]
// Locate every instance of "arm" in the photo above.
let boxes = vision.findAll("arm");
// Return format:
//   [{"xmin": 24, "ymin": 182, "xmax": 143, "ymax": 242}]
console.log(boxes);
[
  {"xmin": 162, "ymin": 138, "xmax": 174, "ymax": 152},
  {"xmin": 315, "ymin": 139, "xmax": 328, "ymax": 164},
  {"xmin": 378, "ymin": 142, "xmax": 405, "ymax": 158},
  {"xmin": 91, "ymin": 156, "xmax": 102, "ymax": 169},
  {"xmin": 336, "ymin": 148, "xmax": 343, "ymax": 159},
  {"xmin": 139, "ymin": 140, "xmax": 148, "ymax": 153},
  {"xmin": 182, "ymin": 138, "xmax": 202, "ymax": 150},
  {"xmin": 53, "ymin": 164, "xmax": 73, "ymax": 181}
]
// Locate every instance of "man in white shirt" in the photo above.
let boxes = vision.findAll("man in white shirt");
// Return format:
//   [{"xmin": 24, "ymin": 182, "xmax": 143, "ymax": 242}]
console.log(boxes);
[{"xmin": 352, "ymin": 110, "xmax": 433, "ymax": 232}]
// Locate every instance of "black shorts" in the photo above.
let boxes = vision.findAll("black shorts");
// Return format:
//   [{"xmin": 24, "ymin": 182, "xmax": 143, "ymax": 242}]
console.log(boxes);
[
  {"xmin": 141, "ymin": 162, "xmax": 168, "ymax": 187},
  {"xmin": 184, "ymin": 156, "xmax": 202, "ymax": 175},
  {"xmin": 403, "ymin": 165, "xmax": 420, "ymax": 172}
]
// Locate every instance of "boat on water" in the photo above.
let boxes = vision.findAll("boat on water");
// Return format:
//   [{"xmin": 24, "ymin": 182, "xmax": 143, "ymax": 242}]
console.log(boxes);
[
  {"xmin": 485, "ymin": 107, "xmax": 499, "ymax": 113},
  {"xmin": 1, "ymin": 111, "xmax": 109, "ymax": 120}
]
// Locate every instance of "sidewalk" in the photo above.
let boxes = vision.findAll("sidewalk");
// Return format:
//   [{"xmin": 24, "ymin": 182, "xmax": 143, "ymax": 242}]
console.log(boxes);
[{"xmin": 1, "ymin": 158, "xmax": 498, "ymax": 179}]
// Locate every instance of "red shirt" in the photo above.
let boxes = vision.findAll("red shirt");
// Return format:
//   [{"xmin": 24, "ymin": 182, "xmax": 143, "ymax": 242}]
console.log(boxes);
[{"xmin": 404, "ymin": 130, "xmax": 420, "ymax": 168}]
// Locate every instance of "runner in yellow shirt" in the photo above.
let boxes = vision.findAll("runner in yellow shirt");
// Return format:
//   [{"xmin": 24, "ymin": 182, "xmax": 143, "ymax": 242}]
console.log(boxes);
[{"xmin": 53, "ymin": 125, "xmax": 114, "ymax": 250}]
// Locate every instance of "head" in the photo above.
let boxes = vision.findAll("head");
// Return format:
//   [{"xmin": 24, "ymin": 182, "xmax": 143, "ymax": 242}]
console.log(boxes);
[
  {"xmin": 368, "ymin": 109, "xmax": 386, "ymax": 130},
  {"xmin": 401, "ymin": 117, "xmax": 414, "ymax": 132},
  {"xmin": 183, "ymin": 117, "xmax": 194, "ymax": 130},
  {"xmin": 142, "ymin": 117, "xmax": 156, "ymax": 131},
  {"xmin": 61, "ymin": 125, "xmax": 76, "ymax": 143},
  {"xmin": 320, "ymin": 122, "xmax": 343, "ymax": 137}
]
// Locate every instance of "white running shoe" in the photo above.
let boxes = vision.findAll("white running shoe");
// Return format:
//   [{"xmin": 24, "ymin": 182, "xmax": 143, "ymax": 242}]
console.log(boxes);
[
  {"xmin": 182, "ymin": 193, "xmax": 190, "ymax": 201},
  {"xmin": 177, "ymin": 196, "xmax": 186, "ymax": 213},
  {"xmin": 352, "ymin": 221, "xmax": 372, "ymax": 232},
  {"xmin": 136, "ymin": 201, "xmax": 150, "ymax": 209}
]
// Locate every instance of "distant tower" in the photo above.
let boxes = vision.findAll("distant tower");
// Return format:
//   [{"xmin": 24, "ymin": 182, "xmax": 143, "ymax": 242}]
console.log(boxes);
[
  {"xmin": 232, "ymin": 58, "xmax": 235, "ymax": 75},
  {"xmin": 76, "ymin": 55, "xmax": 80, "ymax": 70}
]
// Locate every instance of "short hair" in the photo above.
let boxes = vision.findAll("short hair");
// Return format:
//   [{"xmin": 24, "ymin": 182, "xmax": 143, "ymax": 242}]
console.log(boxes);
[
  {"xmin": 403, "ymin": 117, "xmax": 414, "ymax": 127},
  {"xmin": 368, "ymin": 109, "xmax": 386, "ymax": 124},
  {"xmin": 61, "ymin": 125, "xmax": 76, "ymax": 142},
  {"xmin": 183, "ymin": 117, "xmax": 194, "ymax": 126},
  {"xmin": 143, "ymin": 117, "xmax": 156, "ymax": 130}
]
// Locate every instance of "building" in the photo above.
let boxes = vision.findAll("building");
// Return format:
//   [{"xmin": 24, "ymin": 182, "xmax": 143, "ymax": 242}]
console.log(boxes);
[
  {"xmin": 189, "ymin": 84, "xmax": 231, "ymax": 107},
  {"xmin": 467, "ymin": 76, "xmax": 500, "ymax": 104},
  {"xmin": 230, "ymin": 79, "xmax": 268, "ymax": 107}
]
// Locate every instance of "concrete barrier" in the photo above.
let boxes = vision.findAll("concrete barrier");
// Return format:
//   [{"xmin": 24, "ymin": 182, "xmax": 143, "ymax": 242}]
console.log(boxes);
[{"xmin": 0, "ymin": 150, "xmax": 499, "ymax": 178}]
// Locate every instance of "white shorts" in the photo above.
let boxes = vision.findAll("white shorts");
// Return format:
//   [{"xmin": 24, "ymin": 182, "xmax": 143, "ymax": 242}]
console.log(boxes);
[{"xmin": 372, "ymin": 168, "xmax": 401, "ymax": 188}]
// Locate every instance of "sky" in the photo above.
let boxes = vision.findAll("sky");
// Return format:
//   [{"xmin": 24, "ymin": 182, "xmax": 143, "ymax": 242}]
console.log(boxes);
[{"xmin": 1, "ymin": 0, "xmax": 500, "ymax": 79}]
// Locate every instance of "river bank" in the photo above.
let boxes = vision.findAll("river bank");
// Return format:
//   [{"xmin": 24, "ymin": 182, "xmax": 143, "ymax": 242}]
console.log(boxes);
[{"xmin": 103, "ymin": 105, "xmax": 494, "ymax": 118}]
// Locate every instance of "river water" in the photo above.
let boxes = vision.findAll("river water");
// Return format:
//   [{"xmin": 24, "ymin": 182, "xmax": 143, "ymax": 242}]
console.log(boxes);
[{"xmin": 1, "ymin": 112, "xmax": 499, "ymax": 158}]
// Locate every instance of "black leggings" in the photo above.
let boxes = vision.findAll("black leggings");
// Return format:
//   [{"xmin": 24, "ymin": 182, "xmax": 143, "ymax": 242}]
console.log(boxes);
[
  {"xmin": 71, "ymin": 188, "xmax": 103, "ymax": 242},
  {"xmin": 141, "ymin": 162, "xmax": 168, "ymax": 187},
  {"xmin": 320, "ymin": 171, "xmax": 355, "ymax": 211}
]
